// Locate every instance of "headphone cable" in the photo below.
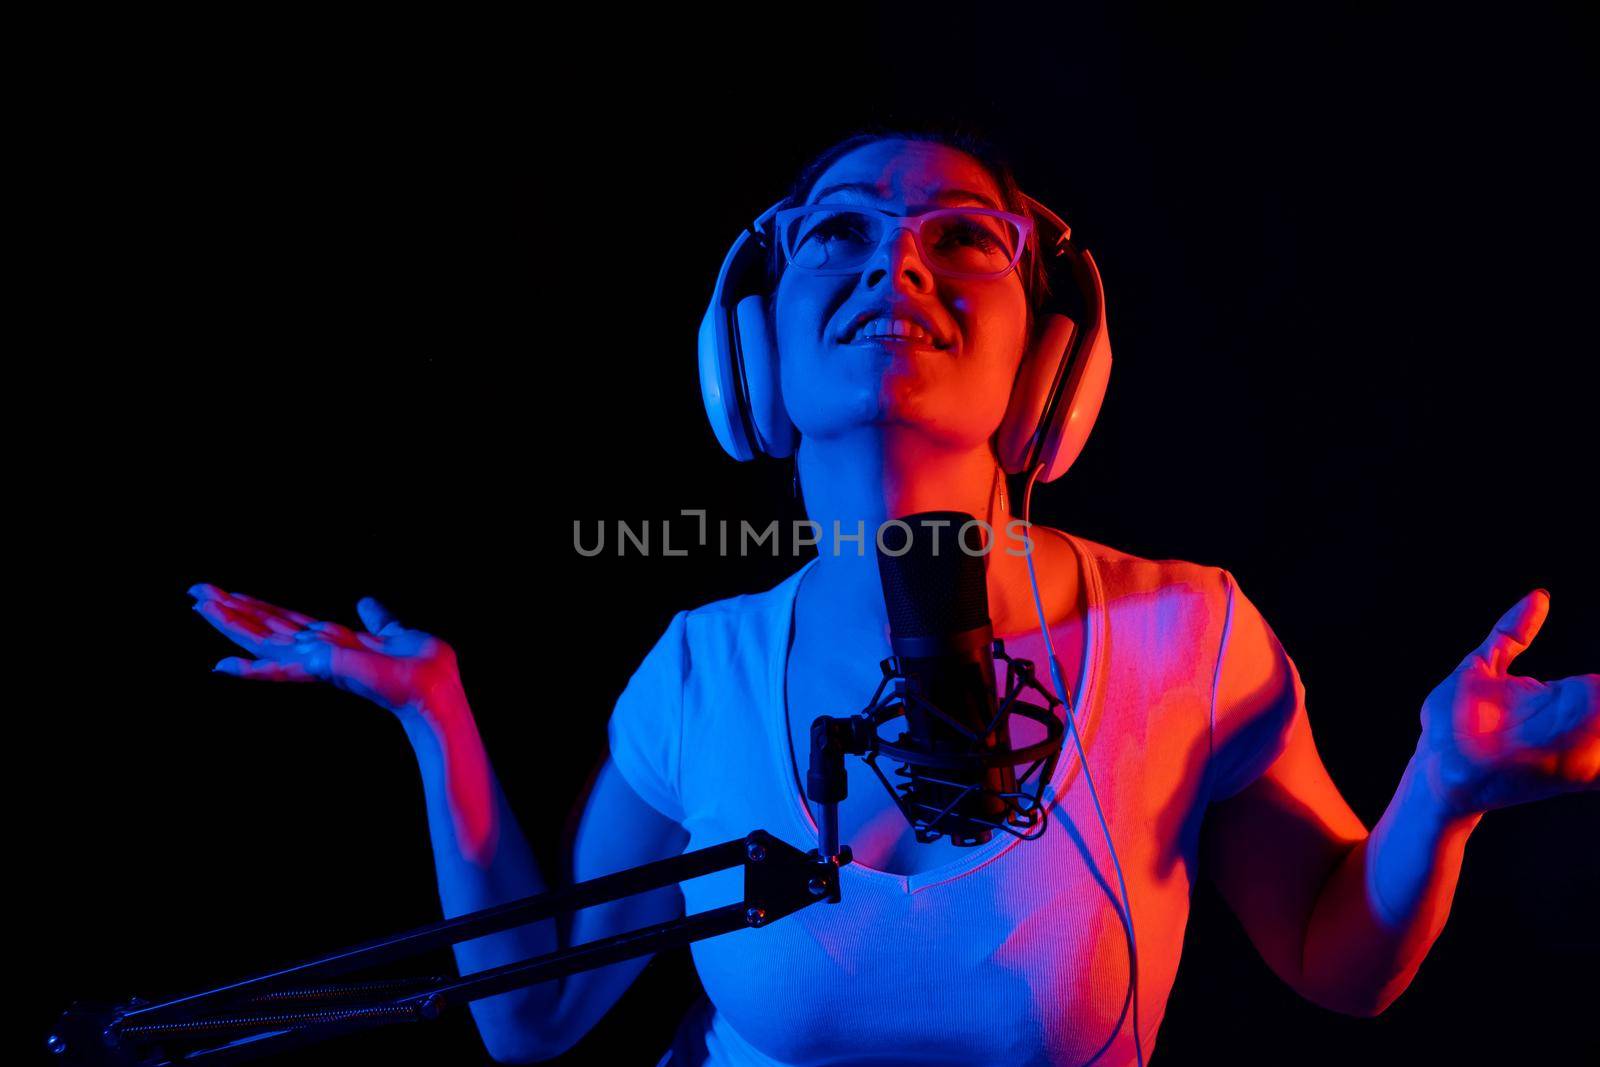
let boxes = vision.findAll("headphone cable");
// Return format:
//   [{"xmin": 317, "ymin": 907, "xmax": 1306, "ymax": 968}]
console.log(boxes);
[{"xmin": 1019, "ymin": 464, "xmax": 1144, "ymax": 1067}]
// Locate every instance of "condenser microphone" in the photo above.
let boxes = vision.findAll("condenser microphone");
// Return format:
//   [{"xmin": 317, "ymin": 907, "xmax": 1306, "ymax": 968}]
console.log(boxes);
[{"xmin": 875, "ymin": 511, "xmax": 1019, "ymax": 846}]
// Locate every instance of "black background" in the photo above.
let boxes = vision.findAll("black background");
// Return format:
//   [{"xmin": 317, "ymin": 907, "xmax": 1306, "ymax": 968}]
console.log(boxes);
[{"xmin": 23, "ymin": 4, "xmax": 1597, "ymax": 1065}]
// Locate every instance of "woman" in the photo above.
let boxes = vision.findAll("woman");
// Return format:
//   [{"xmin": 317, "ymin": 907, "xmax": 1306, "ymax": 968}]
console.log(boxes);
[{"xmin": 189, "ymin": 128, "xmax": 1599, "ymax": 1065}]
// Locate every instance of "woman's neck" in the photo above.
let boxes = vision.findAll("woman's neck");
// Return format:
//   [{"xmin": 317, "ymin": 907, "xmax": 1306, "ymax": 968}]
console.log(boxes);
[{"xmin": 794, "ymin": 429, "xmax": 1056, "ymax": 637}]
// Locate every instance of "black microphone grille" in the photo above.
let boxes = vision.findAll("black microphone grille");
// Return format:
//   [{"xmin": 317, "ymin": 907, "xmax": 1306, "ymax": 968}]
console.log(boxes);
[{"xmin": 876, "ymin": 511, "xmax": 991, "ymax": 638}]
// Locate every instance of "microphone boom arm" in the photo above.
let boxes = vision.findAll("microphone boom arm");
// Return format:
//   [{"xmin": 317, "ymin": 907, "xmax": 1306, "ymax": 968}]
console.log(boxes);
[
  {"xmin": 47, "ymin": 830, "xmax": 850, "ymax": 1066},
  {"xmin": 51, "ymin": 640, "xmax": 1060, "ymax": 1064}
]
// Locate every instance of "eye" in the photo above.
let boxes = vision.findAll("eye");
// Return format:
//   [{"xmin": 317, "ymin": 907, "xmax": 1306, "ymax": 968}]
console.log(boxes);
[
  {"xmin": 785, "ymin": 209, "xmax": 882, "ymax": 271},
  {"xmin": 932, "ymin": 220, "xmax": 1004, "ymax": 253},
  {"xmin": 922, "ymin": 213, "xmax": 1020, "ymax": 273},
  {"xmin": 800, "ymin": 213, "xmax": 873, "ymax": 248}
]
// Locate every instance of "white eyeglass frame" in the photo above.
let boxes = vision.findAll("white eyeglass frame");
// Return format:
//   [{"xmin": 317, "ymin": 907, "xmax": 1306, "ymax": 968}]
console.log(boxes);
[{"xmin": 769, "ymin": 204, "xmax": 1036, "ymax": 279}]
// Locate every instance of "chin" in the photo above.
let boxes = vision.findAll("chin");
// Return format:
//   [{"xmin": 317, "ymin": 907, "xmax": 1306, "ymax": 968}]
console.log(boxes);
[
  {"xmin": 788, "ymin": 356, "xmax": 1003, "ymax": 445},
  {"xmin": 881, "ymin": 377, "xmax": 1007, "ymax": 444}
]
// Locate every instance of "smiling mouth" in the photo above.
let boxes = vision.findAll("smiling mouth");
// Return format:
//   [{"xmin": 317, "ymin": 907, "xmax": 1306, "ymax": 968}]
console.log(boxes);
[
  {"xmin": 839, "ymin": 313, "xmax": 953, "ymax": 350},
  {"xmin": 846, "ymin": 335, "xmax": 947, "ymax": 350}
]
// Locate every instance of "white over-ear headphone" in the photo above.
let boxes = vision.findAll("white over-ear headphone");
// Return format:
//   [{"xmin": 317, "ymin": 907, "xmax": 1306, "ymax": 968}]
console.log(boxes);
[{"xmin": 698, "ymin": 194, "xmax": 1112, "ymax": 482}]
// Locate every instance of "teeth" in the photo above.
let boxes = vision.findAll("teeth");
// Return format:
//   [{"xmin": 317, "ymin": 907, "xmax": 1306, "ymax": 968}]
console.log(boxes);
[{"xmin": 851, "ymin": 317, "xmax": 939, "ymax": 345}]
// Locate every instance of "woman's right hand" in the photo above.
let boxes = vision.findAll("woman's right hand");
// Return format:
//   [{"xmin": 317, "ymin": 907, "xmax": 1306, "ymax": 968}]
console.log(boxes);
[{"xmin": 188, "ymin": 584, "xmax": 463, "ymax": 719}]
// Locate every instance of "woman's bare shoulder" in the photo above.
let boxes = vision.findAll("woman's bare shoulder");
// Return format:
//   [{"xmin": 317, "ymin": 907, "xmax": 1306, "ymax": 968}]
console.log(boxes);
[{"xmin": 1038, "ymin": 526, "xmax": 1228, "ymax": 596}]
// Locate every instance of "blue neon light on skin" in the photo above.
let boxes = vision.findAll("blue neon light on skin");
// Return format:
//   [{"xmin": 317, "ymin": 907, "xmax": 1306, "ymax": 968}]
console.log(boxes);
[{"xmin": 188, "ymin": 137, "xmax": 1600, "ymax": 1065}]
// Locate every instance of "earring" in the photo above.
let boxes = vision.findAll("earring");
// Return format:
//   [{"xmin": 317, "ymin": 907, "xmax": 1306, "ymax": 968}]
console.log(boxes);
[{"xmin": 991, "ymin": 464, "xmax": 1009, "ymax": 517}]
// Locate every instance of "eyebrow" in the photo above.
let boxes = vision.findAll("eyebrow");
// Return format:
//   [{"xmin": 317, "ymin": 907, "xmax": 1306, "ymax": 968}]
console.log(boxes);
[{"xmin": 809, "ymin": 181, "xmax": 1003, "ymax": 211}]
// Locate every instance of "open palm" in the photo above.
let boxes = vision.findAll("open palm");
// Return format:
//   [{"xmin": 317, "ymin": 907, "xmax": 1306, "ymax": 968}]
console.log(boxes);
[
  {"xmin": 1416, "ymin": 589, "xmax": 1600, "ymax": 817},
  {"xmin": 188, "ymin": 583, "xmax": 460, "ymax": 716}
]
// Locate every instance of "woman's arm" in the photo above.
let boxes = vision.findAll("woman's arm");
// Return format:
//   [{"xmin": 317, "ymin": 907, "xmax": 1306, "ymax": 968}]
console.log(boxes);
[
  {"xmin": 189, "ymin": 586, "xmax": 690, "ymax": 1063},
  {"xmin": 1202, "ymin": 587, "xmax": 1597, "ymax": 1017},
  {"xmin": 1301, "ymin": 747, "xmax": 1483, "ymax": 1015},
  {"xmin": 398, "ymin": 678, "xmax": 557, "ymax": 1061},
  {"xmin": 403, "ymin": 680, "xmax": 689, "ymax": 1063},
  {"xmin": 1200, "ymin": 713, "xmax": 1476, "ymax": 1017}
]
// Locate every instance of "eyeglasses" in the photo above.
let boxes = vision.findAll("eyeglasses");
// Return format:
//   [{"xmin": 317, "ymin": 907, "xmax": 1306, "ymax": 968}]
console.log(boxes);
[{"xmin": 770, "ymin": 204, "xmax": 1035, "ymax": 279}]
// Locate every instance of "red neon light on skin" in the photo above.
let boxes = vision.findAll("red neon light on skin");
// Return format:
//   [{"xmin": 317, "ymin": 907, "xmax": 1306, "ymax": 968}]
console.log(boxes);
[
  {"xmin": 1414, "ymin": 588, "xmax": 1600, "ymax": 816},
  {"xmin": 1197, "ymin": 582, "xmax": 1597, "ymax": 1017},
  {"xmin": 189, "ymin": 585, "xmax": 499, "ymax": 866}
]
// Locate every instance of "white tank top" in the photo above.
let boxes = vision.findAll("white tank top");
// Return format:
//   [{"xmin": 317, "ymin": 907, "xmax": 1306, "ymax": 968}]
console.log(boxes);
[{"xmin": 608, "ymin": 531, "xmax": 1304, "ymax": 1066}]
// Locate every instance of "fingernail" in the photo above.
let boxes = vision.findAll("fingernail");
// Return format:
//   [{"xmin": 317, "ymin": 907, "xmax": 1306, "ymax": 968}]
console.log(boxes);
[{"xmin": 1536, "ymin": 588, "xmax": 1551, "ymax": 598}]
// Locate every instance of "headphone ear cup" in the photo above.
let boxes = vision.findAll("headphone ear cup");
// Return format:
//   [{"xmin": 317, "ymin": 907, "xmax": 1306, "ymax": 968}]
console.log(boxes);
[
  {"xmin": 736, "ymin": 293, "xmax": 796, "ymax": 459},
  {"xmin": 998, "ymin": 243, "xmax": 1114, "ymax": 483},
  {"xmin": 997, "ymin": 311, "xmax": 1113, "ymax": 483},
  {"xmin": 699, "ymin": 292, "xmax": 755, "ymax": 461},
  {"xmin": 1037, "ymin": 317, "xmax": 1111, "ymax": 482},
  {"xmin": 997, "ymin": 314, "xmax": 1076, "ymax": 475}
]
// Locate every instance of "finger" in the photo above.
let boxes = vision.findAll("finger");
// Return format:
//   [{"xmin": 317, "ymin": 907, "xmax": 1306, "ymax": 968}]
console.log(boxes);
[
  {"xmin": 1532, "ymin": 673, "xmax": 1600, "ymax": 744},
  {"xmin": 188, "ymin": 584, "xmax": 320, "ymax": 630},
  {"xmin": 356, "ymin": 596, "xmax": 399, "ymax": 635},
  {"xmin": 232, "ymin": 606, "xmax": 300, "ymax": 636},
  {"xmin": 1512, "ymin": 675, "xmax": 1600, "ymax": 786},
  {"xmin": 1564, "ymin": 731, "xmax": 1600, "ymax": 787},
  {"xmin": 207, "ymin": 594, "xmax": 307, "ymax": 638},
  {"xmin": 226, "ymin": 591, "xmax": 319, "ymax": 628},
  {"xmin": 1461, "ymin": 588, "xmax": 1550, "ymax": 675},
  {"xmin": 306, "ymin": 620, "xmax": 365, "ymax": 649},
  {"xmin": 213, "ymin": 657, "xmax": 316, "ymax": 682},
  {"xmin": 194, "ymin": 599, "xmax": 272, "ymax": 652}
]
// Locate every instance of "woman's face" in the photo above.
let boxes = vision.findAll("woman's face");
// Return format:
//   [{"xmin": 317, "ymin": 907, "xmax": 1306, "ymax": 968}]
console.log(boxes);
[{"xmin": 773, "ymin": 139, "xmax": 1031, "ymax": 449}]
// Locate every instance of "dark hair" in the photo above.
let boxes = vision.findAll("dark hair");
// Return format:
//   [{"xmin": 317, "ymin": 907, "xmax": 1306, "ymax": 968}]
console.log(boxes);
[{"xmin": 768, "ymin": 122, "xmax": 1055, "ymax": 334}]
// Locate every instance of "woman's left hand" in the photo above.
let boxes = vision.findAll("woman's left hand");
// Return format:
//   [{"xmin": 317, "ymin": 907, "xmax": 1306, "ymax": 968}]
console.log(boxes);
[{"xmin": 1414, "ymin": 589, "xmax": 1600, "ymax": 818}]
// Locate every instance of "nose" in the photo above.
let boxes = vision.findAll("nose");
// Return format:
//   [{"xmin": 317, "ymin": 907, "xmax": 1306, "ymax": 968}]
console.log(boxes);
[{"xmin": 863, "ymin": 225, "xmax": 933, "ymax": 294}]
